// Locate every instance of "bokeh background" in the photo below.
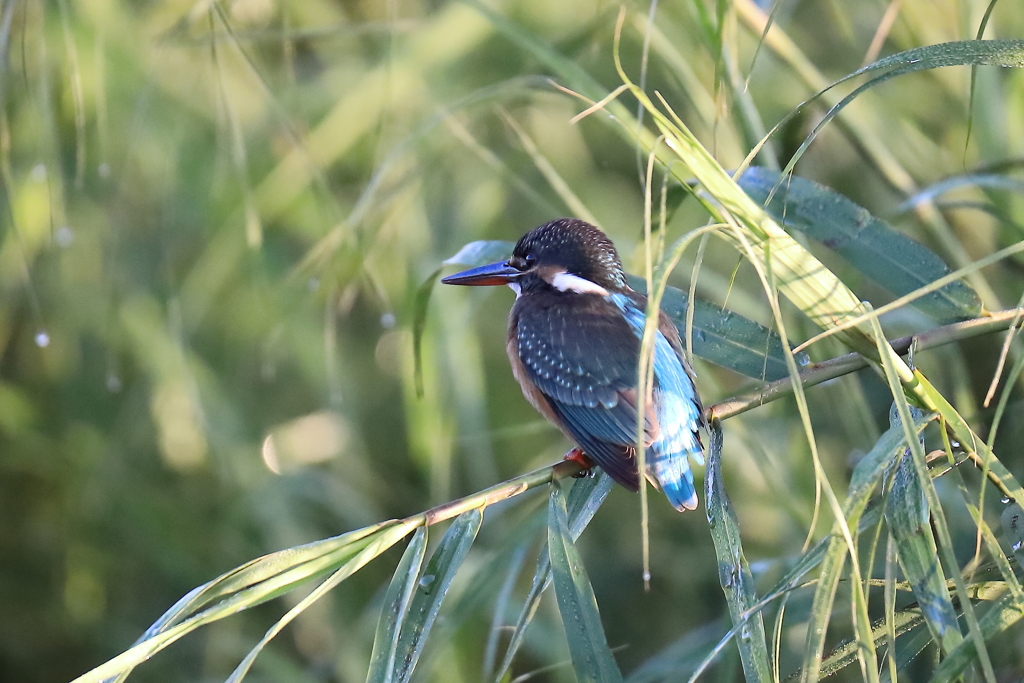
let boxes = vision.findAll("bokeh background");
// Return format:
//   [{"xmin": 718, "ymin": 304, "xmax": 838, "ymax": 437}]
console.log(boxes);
[{"xmin": 3, "ymin": 0, "xmax": 1024, "ymax": 681}]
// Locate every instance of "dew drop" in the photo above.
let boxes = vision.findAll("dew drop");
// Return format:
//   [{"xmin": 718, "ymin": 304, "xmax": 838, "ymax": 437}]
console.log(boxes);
[
  {"xmin": 797, "ymin": 352, "xmax": 811, "ymax": 367},
  {"xmin": 1002, "ymin": 497, "xmax": 1012, "ymax": 505},
  {"xmin": 55, "ymin": 225, "xmax": 75, "ymax": 247},
  {"xmin": 642, "ymin": 570, "xmax": 652, "ymax": 583},
  {"xmin": 419, "ymin": 574, "xmax": 435, "ymax": 589},
  {"xmin": 380, "ymin": 312, "xmax": 396, "ymax": 329},
  {"xmin": 34, "ymin": 331, "xmax": 50, "ymax": 348},
  {"xmin": 1013, "ymin": 541, "xmax": 1023, "ymax": 552},
  {"xmin": 106, "ymin": 374, "xmax": 123, "ymax": 393}
]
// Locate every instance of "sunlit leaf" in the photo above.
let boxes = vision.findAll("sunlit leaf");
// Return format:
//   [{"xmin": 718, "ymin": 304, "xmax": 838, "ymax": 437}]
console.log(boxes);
[
  {"xmin": 779, "ymin": 40, "xmax": 1024, "ymax": 183},
  {"xmin": 232, "ymin": 524, "xmax": 422, "ymax": 683},
  {"xmin": 76, "ymin": 520, "xmax": 419, "ymax": 683},
  {"xmin": 819, "ymin": 608, "xmax": 924, "ymax": 678}
]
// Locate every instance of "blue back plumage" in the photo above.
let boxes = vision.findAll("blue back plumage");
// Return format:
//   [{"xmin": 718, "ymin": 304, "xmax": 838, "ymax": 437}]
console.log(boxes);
[
  {"xmin": 446, "ymin": 219, "xmax": 706, "ymax": 511},
  {"xmin": 511, "ymin": 285, "xmax": 704, "ymax": 512},
  {"xmin": 610, "ymin": 294, "xmax": 703, "ymax": 511}
]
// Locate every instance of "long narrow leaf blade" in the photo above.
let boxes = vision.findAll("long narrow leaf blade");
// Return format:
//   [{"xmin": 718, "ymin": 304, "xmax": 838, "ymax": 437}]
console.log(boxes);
[
  {"xmin": 548, "ymin": 481, "xmax": 624, "ymax": 683},
  {"xmin": 928, "ymin": 591, "xmax": 1024, "ymax": 683},
  {"xmin": 226, "ymin": 522, "xmax": 420, "ymax": 683},
  {"xmin": 705, "ymin": 421, "xmax": 771, "ymax": 683},
  {"xmin": 798, "ymin": 416, "xmax": 930, "ymax": 682},
  {"xmin": 495, "ymin": 472, "xmax": 614, "ymax": 682},
  {"xmin": 885, "ymin": 451, "xmax": 964, "ymax": 655},
  {"xmin": 74, "ymin": 522, "xmax": 409, "ymax": 683},
  {"xmin": 366, "ymin": 528, "xmax": 428, "ymax": 683},
  {"xmin": 629, "ymin": 275, "xmax": 802, "ymax": 381},
  {"xmin": 393, "ymin": 510, "xmax": 482, "ymax": 683},
  {"xmin": 737, "ymin": 167, "xmax": 981, "ymax": 323}
]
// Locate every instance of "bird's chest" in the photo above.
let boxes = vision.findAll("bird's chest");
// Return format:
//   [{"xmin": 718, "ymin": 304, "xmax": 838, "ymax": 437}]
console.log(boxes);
[{"xmin": 505, "ymin": 305, "xmax": 578, "ymax": 433}]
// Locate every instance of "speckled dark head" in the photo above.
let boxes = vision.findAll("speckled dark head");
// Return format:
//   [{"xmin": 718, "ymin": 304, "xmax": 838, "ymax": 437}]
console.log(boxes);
[{"xmin": 510, "ymin": 219, "xmax": 627, "ymax": 291}]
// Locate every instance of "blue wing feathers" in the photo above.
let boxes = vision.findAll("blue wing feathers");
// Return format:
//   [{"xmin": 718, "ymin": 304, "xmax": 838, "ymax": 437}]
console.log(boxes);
[{"xmin": 513, "ymin": 291, "xmax": 703, "ymax": 509}]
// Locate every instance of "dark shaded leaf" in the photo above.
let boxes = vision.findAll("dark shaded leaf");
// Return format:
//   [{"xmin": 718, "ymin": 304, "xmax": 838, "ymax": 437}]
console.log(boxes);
[
  {"xmin": 366, "ymin": 529, "xmax": 428, "ymax": 683},
  {"xmin": 495, "ymin": 473, "xmax": 614, "ymax": 682},
  {"xmin": 738, "ymin": 167, "xmax": 981, "ymax": 323},
  {"xmin": 393, "ymin": 510, "xmax": 482, "ymax": 683},
  {"xmin": 928, "ymin": 591, "xmax": 1024, "ymax": 683},
  {"xmin": 1000, "ymin": 501, "xmax": 1024, "ymax": 568},
  {"xmin": 704, "ymin": 421, "xmax": 771, "ymax": 683},
  {"xmin": 548, "ymin": 481, "xmax": 624, "ymax": 683},
  {"xmin": 629, "ymin": 275, "xmax": 802, "ymax": 381},
  {"xmin": 886, "ymin": 458, "xmax": 964, "ymax": 656}
]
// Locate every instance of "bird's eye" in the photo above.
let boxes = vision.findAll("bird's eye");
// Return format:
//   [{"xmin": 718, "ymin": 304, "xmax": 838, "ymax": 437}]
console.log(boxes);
[{"xmin": 509, "ymin": 254, "xmax": 536, "ymax": 271}]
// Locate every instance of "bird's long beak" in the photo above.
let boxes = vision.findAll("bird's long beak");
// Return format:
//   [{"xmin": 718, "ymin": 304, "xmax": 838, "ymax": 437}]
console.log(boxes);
[{"xmin": 441, "ymin": 261, "xmax": 520, "ymax": 286}]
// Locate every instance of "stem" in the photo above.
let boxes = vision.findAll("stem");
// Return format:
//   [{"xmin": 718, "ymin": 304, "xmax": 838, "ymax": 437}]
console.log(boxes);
[
  {"xmin": 408, "ymin": 460, "xmax": 584, "ymax": 528},
  {"xmin": 710, "ymin": 308, "xmax": 1022, "ymax": 421}
]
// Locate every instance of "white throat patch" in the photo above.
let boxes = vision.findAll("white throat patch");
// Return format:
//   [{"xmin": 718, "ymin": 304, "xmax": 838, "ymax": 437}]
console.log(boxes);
[
  {"xmin": 550, "ymin": 271, "xmax": 609, "ymax": 296},
  {"xmin": 508, "ymin": 282, "xmax": 522, "ymax": 298}
]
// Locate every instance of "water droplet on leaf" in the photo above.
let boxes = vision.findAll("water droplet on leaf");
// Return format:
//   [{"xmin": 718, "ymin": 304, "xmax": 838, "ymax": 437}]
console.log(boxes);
[{"xmin": 55, "ymin": 226, "xmax": 75, "ymax": 247}]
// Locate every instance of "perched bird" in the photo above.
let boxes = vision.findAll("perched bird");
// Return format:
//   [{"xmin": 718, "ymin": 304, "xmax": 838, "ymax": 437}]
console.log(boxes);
[{"xmin": 442, "ymin": 218, "xmax": 705, "ymax": 511}]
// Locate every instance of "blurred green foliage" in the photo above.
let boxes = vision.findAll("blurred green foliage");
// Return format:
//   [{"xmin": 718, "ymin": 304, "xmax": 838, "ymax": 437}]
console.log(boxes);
[{"xmin": 3, "ymin": 0, "xmax": 1024, "ymax": 682}]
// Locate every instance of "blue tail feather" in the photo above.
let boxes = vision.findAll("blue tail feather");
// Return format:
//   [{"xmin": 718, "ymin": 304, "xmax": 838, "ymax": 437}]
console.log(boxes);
[{"xmin": 647, "ymin": 446, "xmax": 699, "ymax": 511}]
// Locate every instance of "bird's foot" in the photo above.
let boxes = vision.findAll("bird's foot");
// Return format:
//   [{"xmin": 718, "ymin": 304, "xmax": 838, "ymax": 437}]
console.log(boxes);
[{"xmin": 563, "ymin": 447, "xmax": 595, "ymax": 478}]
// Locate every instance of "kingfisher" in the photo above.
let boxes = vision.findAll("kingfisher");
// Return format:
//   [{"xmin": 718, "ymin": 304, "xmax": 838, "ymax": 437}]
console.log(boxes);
[{"xmin": 442, "ymin": 218, "xmax": 705, "ymax": 511}]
